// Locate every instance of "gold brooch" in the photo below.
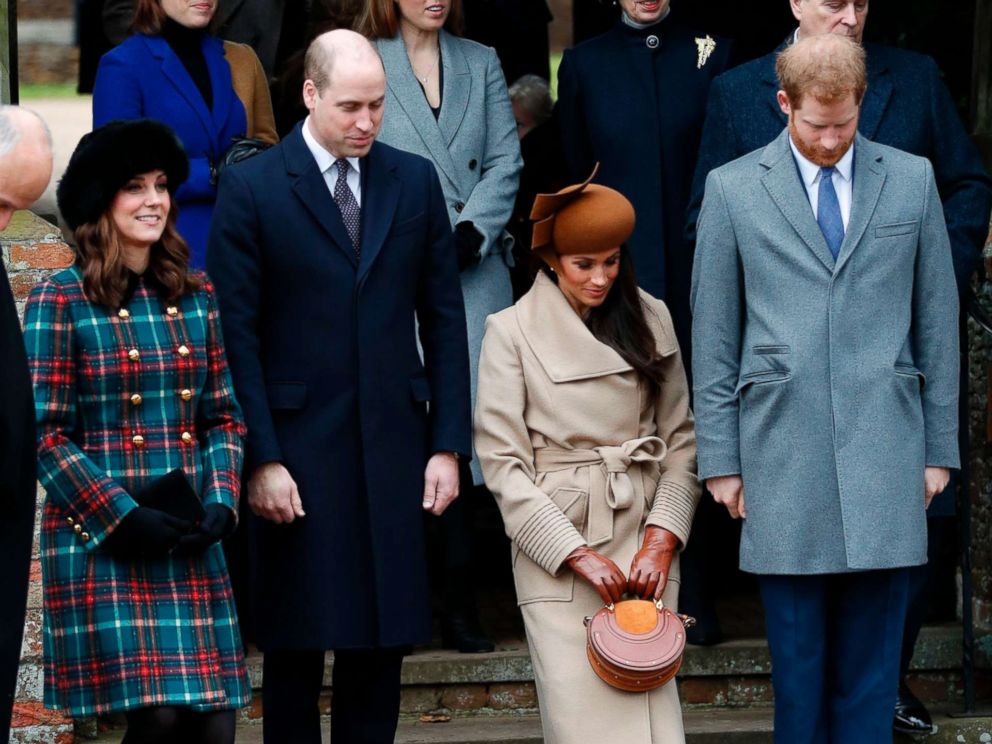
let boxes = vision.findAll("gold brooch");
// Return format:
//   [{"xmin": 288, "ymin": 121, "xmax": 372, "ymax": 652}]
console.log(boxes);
[{"xmin": 695, "ymin": 35, "xmax": 716, "ymax": 69}]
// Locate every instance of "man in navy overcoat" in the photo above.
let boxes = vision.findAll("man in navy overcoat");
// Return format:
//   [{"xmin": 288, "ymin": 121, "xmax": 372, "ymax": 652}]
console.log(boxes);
[
  {"xmin": 207, "ymin": 30, "xmax": 472, "ymax": 744},
  {"xmin": 687, "ymin": 1, "xmax": 992, "ymax": 723},
  {"xmin": 692, "ymin": 34, "xmax": 960, "ymax": 744},
  {"xmin": 0, "ymin": 107, "xmax": 52, "ymax": 743}
]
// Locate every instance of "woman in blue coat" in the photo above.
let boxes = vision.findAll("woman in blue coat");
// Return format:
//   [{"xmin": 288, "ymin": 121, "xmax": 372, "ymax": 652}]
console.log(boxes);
[{"xmin": 93, "ymin": 0, "xmax": 264, "ymax": 268}]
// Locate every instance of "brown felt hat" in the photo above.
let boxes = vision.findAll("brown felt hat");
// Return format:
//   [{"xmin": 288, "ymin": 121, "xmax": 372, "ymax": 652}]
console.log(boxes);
[{"xmin": 530, "ymin": 164, "xmax": 635, "ymax": 256}]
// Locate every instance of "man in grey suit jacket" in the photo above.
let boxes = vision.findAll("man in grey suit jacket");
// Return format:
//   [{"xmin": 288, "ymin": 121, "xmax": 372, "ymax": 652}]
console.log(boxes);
[{"xmin": 692, "ymin": 35, "xmax": 959, "ymax": 744}]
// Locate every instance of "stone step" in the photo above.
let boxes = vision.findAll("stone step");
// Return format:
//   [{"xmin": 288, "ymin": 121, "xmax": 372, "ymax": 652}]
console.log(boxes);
[
  {"xmin": 235, "ymin": 625, "xmax": 986, "ymax": 715},
  {"xmin": 84, "ymin": 708, "xmax": 992, "ymax": 744}
]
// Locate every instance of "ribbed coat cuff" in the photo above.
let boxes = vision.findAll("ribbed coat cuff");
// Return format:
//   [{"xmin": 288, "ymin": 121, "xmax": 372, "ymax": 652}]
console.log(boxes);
[
  {"xmin": 646, "ymin": 480, "xmax": 700, "ymax": 549},
  {"xmin": 514, "ymin": 501, "xmax": 587, "ymax": 577}
]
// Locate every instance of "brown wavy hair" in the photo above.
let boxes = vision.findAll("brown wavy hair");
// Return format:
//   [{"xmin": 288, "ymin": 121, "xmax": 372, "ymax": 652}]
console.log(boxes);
[
  {"xmin": 356, "ymin": 0, "xmax": 463, "ymax": 39},
  {"xmin": 75, "ymin": 207, "xmax": 201, "ymax": 308}
]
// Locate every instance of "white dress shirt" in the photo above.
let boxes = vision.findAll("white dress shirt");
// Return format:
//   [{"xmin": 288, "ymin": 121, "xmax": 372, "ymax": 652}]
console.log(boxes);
[
  {"xmin": 302, "ymin": 116, "xmax": 362, "ymax": 206},
  {"xmin": 789, "ymin": 137, "xmax": 854, "ymax": 230}
]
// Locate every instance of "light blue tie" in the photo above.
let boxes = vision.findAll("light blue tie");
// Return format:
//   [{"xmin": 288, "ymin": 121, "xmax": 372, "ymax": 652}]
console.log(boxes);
[{"xmin": 817, "ymin": 166, "xmax": 844, "ymax": 259}]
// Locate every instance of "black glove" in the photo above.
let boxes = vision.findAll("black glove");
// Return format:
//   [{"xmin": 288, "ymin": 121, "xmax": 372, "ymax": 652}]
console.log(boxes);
[
  {"xmin": 102, "ymin": 507, "xmax": 191, "ymax": 559},
  {"xmin": 174, "ymin": 503, "xmax": 234, "ymax": 556},
  {"xmin": 454, "ymin": 221, "xmax": 484, "ymax": 271}
]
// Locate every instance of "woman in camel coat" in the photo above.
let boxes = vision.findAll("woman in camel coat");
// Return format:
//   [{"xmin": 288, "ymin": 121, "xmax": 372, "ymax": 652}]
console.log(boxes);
[{"xmin": 474, "ymin": 172, "xmax": 700, "ymax": 743}]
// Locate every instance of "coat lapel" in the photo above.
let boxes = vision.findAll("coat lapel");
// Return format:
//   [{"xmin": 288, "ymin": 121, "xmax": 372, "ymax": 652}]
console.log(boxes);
[
  {"xmin": 284, "ymin": 125, "xmax": 358, "ymax": 266},
  {"xmin": 760, "ymin": 129, "xmax": 836, "ymax": 273},
  {"xmin": 357, "ymin": 143, "xmax": 400, "ymax": 282},
  {"xmin": 205, "ymin": 35, "xmax": 234, "ymax": 147},
  {"xmin": 377, "ymin": 35, "xmax": 461, "ymax": 191},
  {"xmin": 145, "ymin": 35, "xmax": 215, "ymax": 144},
  {"xmin": 438, "ymin": 30, "xmax": 470, "ymax": 149},
  {"xmin": 516, "ymin": 273, "xmax": 633, "ymax": 383},
  {"xmin": 835, "ymin": 135, "xmax": 886, "ymax": 272},
  {"xmin": 760, "ymin": 40, "xmax": 789, "ymax": 127},
  {"xmin": 858, "ymin": 47, "xmax": 893, "ymax": 140}
]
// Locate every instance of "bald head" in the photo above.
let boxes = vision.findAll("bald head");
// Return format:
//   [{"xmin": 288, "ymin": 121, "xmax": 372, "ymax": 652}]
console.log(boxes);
[
  {"xmin": 304, "ymin": 29, "xmax": 384, "ymax": 95},
  {"xmin": 302, "ymin": 29, "xmax": 386, "ymax": 159},
  {"xmin": 0, "ymin": 106, "xmax": 54, "ymax": 231}
]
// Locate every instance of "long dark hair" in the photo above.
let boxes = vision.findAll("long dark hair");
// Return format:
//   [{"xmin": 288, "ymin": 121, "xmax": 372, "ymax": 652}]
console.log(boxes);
[
  {"xmin": 543, "ymin": 245, "xmax": 667, "ymax": 391},
  {"xmin": 75, "ymin": 208, "xmax": 201, "ymax": 308}
]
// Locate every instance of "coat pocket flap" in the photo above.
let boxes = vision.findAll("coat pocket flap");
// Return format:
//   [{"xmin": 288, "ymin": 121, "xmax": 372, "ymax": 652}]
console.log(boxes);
[
  {"xmin": 266, "ymin": 381, "xmax": 308, "ymax": 410},
  {"xmin": 735, "ymin": 370, "xmax": 790, "ymax": 394},
  {"xmin": 875, "ymin": 221, "xmax": 918, "ymax": 239},
  {"xmin": 895, "ymin": 363, "xmax": 926, "ymax": 386},
  {"xmin": 410, "ymin": 374, "xmax": 432, "ymax": 402}
]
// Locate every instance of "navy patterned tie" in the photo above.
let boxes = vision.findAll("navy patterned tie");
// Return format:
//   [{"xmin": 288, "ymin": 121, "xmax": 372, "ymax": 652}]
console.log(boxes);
[
  {"xmin": 817, "ymin": 166, "xmax": 844, "ymax": 260},
  {"xmin": 333, "ymin": 158, "xmax": 361, "ymax": 257}
]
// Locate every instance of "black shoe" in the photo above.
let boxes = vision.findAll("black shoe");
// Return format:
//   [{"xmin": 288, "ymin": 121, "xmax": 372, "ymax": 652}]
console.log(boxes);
[
  {"xmin": 441, "ymin": 614, "xmax": 495, "ymax": 653},
  {"xmin": 894, "ymin": 682, "xmax": 933, "ymax": 735}
]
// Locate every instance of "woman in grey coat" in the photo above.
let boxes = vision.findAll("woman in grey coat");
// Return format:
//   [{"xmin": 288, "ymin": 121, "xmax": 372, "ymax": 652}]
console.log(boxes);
[{"xmin": 358, "ymin": 0, "xmax": 522, "ymax": 651}]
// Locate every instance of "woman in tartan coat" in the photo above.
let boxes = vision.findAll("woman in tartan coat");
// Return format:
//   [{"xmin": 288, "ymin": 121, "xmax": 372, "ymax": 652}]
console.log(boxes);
[{"xmin": 23, "ymin": 120, "xmax": 250, "ymax": 743}]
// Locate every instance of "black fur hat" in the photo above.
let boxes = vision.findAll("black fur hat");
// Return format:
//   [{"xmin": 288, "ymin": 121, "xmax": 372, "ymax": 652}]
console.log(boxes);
[{"xmin": 57, "ymin": 119, "xmax": 190, "ymax": 231}]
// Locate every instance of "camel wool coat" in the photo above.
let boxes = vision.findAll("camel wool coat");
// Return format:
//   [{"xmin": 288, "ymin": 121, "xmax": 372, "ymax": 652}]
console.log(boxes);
[{"xmin": 475, "ymin": 272, "xmax": 700, "ymax": 743}]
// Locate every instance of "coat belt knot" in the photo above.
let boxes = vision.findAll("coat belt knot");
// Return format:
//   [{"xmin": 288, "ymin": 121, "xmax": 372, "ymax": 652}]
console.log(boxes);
[{"xmin": 535, "ymin": 436, "xmax": 668, "ymax": 548}]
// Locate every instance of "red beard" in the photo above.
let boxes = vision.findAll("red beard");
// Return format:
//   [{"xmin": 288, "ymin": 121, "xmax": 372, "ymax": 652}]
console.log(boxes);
[{"xmin": 789, "ymin": 116, "xmax": 854, "ymax": 167}]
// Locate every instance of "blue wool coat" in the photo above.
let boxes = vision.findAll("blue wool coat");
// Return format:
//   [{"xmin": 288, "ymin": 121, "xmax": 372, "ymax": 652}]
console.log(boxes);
[
  {"xmin": 691, "ymin": 132, "xmax": 960, "ymax": 575},
  {"xmin": 374, "ymin": 30, "xmax": 522, "ymax": 484},
  {"xmin": 24, "ymin": 269, "xmax": 250, "ymax": 716},
  {"xmin": 93, "ymin": 33, "xmax": 248, "ymax": 268},
  {"xmin": 207, "ymin": 130, "xmax": 472, "ymax": 650}
]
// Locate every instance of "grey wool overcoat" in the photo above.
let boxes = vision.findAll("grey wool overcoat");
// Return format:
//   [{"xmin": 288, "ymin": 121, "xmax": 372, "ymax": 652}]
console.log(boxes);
[
  {"xmin": 475, "ymin": 273, "xmax": 699, "ymax": 743},
  {"xmin": 691, "ymin": 130, "xmax": 960, "ymax": 575},
  {"xmin": 375, "ymin": 30, "xmax": 522, "ymax": 483}
]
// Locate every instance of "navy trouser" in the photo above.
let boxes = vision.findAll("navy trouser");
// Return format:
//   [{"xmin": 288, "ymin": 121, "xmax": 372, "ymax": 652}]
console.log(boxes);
[
  {"xmin": 759, "ymin": 568, "xmax": 910, "ymax": 744},
  {"xmin": 262, "ymin": 647, "xmax": 406, "ymax": 744}
]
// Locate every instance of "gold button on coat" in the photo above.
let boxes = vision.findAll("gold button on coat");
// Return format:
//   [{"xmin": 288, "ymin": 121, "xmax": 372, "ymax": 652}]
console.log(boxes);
[
  {"xmin": 166, "ymin": 306, "xmax": 178, "ymax": 316},
  {"xmin": 118, "ymin": 308, "xmax": 130, "ymax": 318},
  {"xmin": 130, "ymin": 394, "xmax": 143, "ymax": 406},
  {"xmin": 180, "ymin": 389, "xmax": 193, "ymax": 401},
  {"xmin": 178, "ymin": 345, "xmax": 190, "ymax": 357},
  {"xmin": 132, "ymin": 435, "xmax": 145, "ymax": 447},
  {"xmin": 128, "ymin": 349, "xmax": 140, "ymax": 361},
  {"xmin": 80, "ymin": 532, "xmax": 90, "ymax": 542},
  {"xmin": 67, "ymin": 516, "xmax": 75, "ymax": 526},
  {"xmin": 181, "ymin": 431, "xmax": 193, "ymax": 444},
  {"xmin": 73, "ymin": 523, "xmax": 82, "ymax": 534}
]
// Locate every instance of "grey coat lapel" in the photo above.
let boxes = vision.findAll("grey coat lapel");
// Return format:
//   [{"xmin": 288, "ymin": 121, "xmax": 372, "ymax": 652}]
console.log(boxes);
[
  {"xmin": 377, "ymin": 34, "xmax": 461, "ymax": 191},
  {"xmin": 835, "ymin": 135, "xmax": 886, "ymax": 271},
  {"xmin": 760, "ymin": 129, "xmax": 836, "ymax": 272},
  {"xmin": 438, "ymin": 31, "xmax": 470, "ymax": 149}
]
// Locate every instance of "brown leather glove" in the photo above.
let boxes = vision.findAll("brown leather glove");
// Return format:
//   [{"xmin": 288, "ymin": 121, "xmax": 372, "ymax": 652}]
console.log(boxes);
[
  {"xmin": 627, "ymin": 526, "xmax": 680, "ymax": 600},
  {"xmin": 565, "ymin": 546, "xmax": 626, "ymax": 605}
]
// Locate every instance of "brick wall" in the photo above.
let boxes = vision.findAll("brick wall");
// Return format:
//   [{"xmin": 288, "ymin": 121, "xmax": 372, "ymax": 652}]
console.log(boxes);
[{"xmin": 3, "ymin": 211, "xmax": 75, "ymax": 744}]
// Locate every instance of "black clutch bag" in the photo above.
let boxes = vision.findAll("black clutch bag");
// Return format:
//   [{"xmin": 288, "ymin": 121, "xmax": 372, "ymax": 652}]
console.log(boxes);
[{"xmin": 132, "ymin": 468, "xmax": 206, "ymax": 524}]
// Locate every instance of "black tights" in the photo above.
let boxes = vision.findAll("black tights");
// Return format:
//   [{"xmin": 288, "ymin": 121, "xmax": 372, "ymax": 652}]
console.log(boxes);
[{"xmin": 121, "ymin": 706, "xmax": 236, "ymax": 744}]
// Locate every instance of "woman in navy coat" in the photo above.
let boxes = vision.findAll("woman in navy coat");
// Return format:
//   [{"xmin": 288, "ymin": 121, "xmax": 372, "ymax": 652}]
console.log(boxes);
[{"xmin": 93, "ymin": 0, "xmax": 259, "ymax": 268}]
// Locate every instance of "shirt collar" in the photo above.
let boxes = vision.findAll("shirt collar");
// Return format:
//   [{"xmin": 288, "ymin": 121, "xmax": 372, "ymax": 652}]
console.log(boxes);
[
  {"xmin": 788, "ymin": 135, "xmax": 855, "ymax": 187},
  {"xmin": 302, "ymin": 116, "xmax": 362, "ymax": 177}
]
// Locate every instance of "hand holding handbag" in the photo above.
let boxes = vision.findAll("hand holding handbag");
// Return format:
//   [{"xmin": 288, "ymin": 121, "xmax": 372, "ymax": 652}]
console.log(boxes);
[{"xmin": 584, "ymin": 598, "xmax": 695, "ymax": 691}]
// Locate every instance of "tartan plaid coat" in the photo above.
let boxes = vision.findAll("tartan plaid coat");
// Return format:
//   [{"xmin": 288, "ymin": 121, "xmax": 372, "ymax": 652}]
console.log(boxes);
[{"xmin": 23, "ymin": 266, "xmax": 251, "ymax": 716}]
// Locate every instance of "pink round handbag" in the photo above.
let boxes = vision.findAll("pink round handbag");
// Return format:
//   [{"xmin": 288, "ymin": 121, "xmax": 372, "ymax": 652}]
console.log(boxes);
[{"xmin": 584, "ymin": 599, "xmax": 696, "ymax": 691}]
